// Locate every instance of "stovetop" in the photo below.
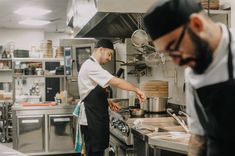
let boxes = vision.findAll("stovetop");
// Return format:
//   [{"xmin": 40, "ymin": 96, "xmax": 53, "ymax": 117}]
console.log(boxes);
[
  {"xmin": 110, "ymin": 109, "xmax": 168, "ymax": 122},
  {"xmin": 109, "ymin": 109, "xmax": 169, "ymax": 145}
]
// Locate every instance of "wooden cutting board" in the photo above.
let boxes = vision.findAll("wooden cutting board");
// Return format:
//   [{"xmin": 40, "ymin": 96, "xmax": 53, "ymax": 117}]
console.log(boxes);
[{"xmin": 140, "ymin": 80, "xmax": 168, "ymax": 97}]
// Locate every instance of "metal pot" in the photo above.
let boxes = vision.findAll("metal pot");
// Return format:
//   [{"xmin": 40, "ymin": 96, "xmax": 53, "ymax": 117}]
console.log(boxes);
[{"xmin": 143, "ymin": 97, "xmax": 169, "ymax": 113}]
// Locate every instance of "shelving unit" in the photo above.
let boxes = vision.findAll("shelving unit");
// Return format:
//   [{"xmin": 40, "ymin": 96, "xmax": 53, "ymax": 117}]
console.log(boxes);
[
  {"xmin": 0, "ymin": 58, "xmax": 13, "ymax": 143},
  {"xmin": 12, "ymin": 58, "xmax": 66, "ymax": 103}
]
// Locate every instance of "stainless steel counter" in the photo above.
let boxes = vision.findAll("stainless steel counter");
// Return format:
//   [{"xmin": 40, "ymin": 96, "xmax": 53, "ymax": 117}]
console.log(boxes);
[
  {"xmin": 12, "ymin": 103, "xmax": 77, "ymax": 155},
  {"xmin": 0, "ymin": 143, "xmax": 28, "ymax": 156},
  {"xmin": 131, "ymin": 117, "xmax": 189, "ymax": 156},
  {"xmin": 148, "ymin": 132, "xmax": 189, "ymax": 154}
]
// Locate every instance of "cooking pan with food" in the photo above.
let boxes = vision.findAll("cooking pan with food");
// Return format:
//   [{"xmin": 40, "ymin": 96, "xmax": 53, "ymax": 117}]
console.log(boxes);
[{"xmin": 119, "ymin": 106, "xmax": 145, "ymax": 117}]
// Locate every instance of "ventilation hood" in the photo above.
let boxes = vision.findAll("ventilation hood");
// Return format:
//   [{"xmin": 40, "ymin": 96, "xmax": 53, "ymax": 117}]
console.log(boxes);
[{"xmin": 72, "ymin": 0, "xmax": 157, "ymax": 38}]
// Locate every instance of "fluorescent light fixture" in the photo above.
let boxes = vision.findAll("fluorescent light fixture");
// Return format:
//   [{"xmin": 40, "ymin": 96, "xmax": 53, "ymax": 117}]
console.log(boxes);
[
  {"xmin": 14, "ymin": 7, "xmax": 51, "ymax": 17},
  {"xmin": 19, "ymin": 19, "xmax": 50, "ymax": 26}
]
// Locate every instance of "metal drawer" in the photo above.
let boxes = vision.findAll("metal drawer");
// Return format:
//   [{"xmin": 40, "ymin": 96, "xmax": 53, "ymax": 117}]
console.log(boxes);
[
  {"xmin": 17, "ymin": 115, "xmax": 45, "ymax": 153},
  {"xmin": 48, "ymin": 114, "xmax": 74, "ymax": 152}
]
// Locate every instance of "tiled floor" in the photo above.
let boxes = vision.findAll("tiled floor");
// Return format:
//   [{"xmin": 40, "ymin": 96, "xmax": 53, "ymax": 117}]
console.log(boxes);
[
  {"xmin": 1, "ymin": 142, "xmax": 81, "ymax": 156},
  {"xmin": 2, "ymin": 142, "xmax": 13, "ymax": 148}
]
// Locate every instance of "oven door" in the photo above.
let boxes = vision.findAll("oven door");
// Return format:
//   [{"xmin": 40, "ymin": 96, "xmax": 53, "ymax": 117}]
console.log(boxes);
[{"xmin": 108, "ymin": 134, "xmax": 134, "ymax": 156}]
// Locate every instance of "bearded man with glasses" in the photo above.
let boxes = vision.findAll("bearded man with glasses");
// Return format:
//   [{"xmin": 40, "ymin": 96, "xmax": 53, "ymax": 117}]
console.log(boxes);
[{"xmin": 144, "ymin": 0, "xmax": 235, "ymax": 156}]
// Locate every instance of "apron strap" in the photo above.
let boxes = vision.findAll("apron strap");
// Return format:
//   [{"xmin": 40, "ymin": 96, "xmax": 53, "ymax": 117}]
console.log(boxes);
[
  {"xmin": 227, "ymin": 28, "xmax": 233, "ymax": 81},
  {"xmin": 89, "ymin": 57, "xmax": 95, "ymax": 62}
]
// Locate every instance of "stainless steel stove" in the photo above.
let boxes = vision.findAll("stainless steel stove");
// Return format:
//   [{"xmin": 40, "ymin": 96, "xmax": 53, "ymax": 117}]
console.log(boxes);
[
  {"xmin": 107, "ymin": 99, "xmax": 167, "ymax": 156},
  {"xmin": 109, "ymin": 109, "xmax": 167, "ymax": 145},
  {"xmin": 109, "ymin": 110, "xmax": 133, "ymax": 145}
]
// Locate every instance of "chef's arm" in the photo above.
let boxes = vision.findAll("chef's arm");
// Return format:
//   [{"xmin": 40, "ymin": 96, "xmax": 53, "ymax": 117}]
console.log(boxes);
[{"xmin": 108, "ymin": 77, "xmax": 145, "ymax": 102}]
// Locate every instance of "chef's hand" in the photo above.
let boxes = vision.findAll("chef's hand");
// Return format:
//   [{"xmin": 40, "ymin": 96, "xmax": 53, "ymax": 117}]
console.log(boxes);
[
  {"xmin": 108, "ymin": 100, "xmax": 120, "ymax": 112},
  {"xmin": 135, "ymin": 88, "xmax": 146, "ymax": 104}
]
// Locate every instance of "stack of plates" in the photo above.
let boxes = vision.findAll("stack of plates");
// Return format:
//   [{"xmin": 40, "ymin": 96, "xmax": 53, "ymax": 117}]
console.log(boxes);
[
  {"xmin": 55, "ymin": 46, "xmax": 64, "ymax": 58},
  {"xmin": 40, "ymin": 40, "xmax": 53, "ymax": 58}
]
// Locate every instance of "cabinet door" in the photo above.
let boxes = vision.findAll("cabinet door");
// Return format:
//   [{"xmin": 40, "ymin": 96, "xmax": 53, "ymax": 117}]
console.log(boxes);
[
  {"xmin": 45, "ymin": 78, "xmax": 60, "ymax": 101},
  {"xmin": 17, "ymin": 115, "xmax": 45, "ymax": 153},
  {"xmin": 48, "ymin": 114, "xmax": 74, "ymax": 152}
]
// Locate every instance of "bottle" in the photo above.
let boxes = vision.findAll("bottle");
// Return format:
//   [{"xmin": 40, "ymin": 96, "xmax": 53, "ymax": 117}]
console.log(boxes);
[
  {"xmin": 55, "ymin": 92, "xmax": 61, "ymax": 104},
  {"xmin": 2, "ymin": 50, "xmax": 7, "ymax": 58}
]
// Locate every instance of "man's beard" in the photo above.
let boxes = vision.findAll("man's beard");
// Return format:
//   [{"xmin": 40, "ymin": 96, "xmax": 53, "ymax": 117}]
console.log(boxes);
[{"xmin": 184, "ymin": 27, "xmax": 213, "ymax": 74}]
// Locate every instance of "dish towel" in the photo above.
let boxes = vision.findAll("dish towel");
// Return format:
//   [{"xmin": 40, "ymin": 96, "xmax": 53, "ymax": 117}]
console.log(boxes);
[{"xmin": 73, "ymin": 101, "xmax": 83, "ymax": 152}]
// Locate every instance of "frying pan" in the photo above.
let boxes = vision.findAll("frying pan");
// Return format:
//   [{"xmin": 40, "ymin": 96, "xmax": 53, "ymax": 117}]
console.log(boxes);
[{"xmin": 119, "ymin": 106, "xmax": 145, "ymax": 117}]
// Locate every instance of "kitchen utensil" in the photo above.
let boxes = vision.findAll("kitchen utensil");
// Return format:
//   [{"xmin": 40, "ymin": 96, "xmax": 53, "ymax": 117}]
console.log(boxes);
[
  {"xmin": 131, "ymin": 29, "xmax": 149, "ymax": 48},
  {"xmin": 144, "ymin": 52, "xmax": 167, "ymax": 67}
]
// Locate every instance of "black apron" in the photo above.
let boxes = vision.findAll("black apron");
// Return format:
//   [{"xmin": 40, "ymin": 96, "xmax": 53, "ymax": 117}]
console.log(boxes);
[
  {"xmin": 193, "ymin": 28, "xmax": 235, "ymax": 156},
  {"xmin": 83, "ymin": 57, "xmax": 109, "ymax": 152}
]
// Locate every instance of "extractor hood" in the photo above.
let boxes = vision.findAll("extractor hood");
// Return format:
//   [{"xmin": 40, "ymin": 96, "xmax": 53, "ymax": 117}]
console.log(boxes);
[{"xmin": 71, "ymin": 0, "xmax": 157, "ymax": 38}]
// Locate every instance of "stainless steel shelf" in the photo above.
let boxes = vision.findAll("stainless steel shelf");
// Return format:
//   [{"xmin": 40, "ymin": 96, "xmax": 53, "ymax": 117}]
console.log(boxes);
[
  {"xmin": 204, "ymin": 9, "xmax": 231, "ymax": 15},
  {"xmin": 12, "ymin": 58, "xmax": 64, "ymax": 62},
  {"xmin": 0, "ymin": 69, "xmax": 12, "ymax": 72},
  {"xmin": 0, "ymin": 58, "xmax": 12, "ymax": 61},
  {"xmin": 13, "ymin": 75, "xmax": 65, "ymax": 78},
  {"xmin": 0, "ymin": 100, "xmax": 13, "ymax": 103}
]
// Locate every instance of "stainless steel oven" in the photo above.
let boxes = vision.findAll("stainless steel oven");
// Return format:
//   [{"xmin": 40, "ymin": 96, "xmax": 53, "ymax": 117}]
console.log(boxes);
[{"xmin": 108, "ymin": 134, "xmax": 134, "ymax": 156}]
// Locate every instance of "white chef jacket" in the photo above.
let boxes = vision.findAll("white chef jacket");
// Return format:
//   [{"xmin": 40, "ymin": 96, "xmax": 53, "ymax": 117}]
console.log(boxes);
[
  {"xmin": 185, "ymin": 23, "xmax": 235, "ymax": 135},
  {"xmin": 78, "ymin": 56, "xmax": 114, "ymax": 125}
]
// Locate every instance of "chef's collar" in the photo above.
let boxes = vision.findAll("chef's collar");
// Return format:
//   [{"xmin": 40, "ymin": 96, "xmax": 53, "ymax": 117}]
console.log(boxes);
[
  {"xmin": 90, "ymin": 56, "xmax": 99, "ymax": 64},
  {"xmin": 205, "ymin": 23, "xmax": 229, "ymax": 73}
]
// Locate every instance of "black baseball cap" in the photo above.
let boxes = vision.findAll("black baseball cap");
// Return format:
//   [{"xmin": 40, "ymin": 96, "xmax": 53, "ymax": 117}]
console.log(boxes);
[
  {"xmin": 144, "ymin": 0, "xmax": 203, "ymax": 40},
  {"xmin": 95, "ymin": 39, "xmax": 114, "ymax": 50}
]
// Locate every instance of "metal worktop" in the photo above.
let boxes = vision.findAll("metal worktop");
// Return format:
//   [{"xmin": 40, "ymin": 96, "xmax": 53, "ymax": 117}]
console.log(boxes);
[
  {"xmin": 12, "ymin": 104, "xmax": 76, "ymax": 116},
  {"xmin": 131, "ymin": 118, "xmax": 189, "ymax": 156},
  {"xmin": 148, "ymin": 132, "xmax": 190, "ymax": 154},
  {"xmin": 12, "ymin": 103, "xmax": 75, "ymax": 111}
]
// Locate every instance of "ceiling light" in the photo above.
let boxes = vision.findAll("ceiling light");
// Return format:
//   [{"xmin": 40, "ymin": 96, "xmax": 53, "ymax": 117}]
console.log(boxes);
[
  {"xmin": 19, "ymin": 20, "xmax": 50, "ymax": 26},
  {"xmin": 14, "ymin": 7, "xmax": 51, "ymax": 17}
]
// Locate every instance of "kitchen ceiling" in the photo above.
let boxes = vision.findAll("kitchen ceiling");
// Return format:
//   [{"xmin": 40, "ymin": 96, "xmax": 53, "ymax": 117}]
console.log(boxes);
[{"xmin": 0, "ymin": 0, "xmax": 68, "ymax": 33}]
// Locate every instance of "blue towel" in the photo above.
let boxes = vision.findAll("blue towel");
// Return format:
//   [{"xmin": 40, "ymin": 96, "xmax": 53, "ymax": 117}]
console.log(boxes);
[{"xmin": 73, "ymin": 102, "xmax": 82, "ymax": 152}]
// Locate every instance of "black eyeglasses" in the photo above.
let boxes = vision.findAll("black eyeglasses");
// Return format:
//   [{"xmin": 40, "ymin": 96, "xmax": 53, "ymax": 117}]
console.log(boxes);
[{"xmin": 165, "ymin": 25, "xmax": 187, "ymax": 57}]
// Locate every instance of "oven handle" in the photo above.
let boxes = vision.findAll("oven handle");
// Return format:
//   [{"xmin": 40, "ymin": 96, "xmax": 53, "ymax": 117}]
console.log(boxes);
[
  {"xmin": 109, "ymin": 146, "xmax": 117, "ymax": 155},
  {"xmin": 110, "ymin": 147, "xmax": 115, "ymax": 152}
]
